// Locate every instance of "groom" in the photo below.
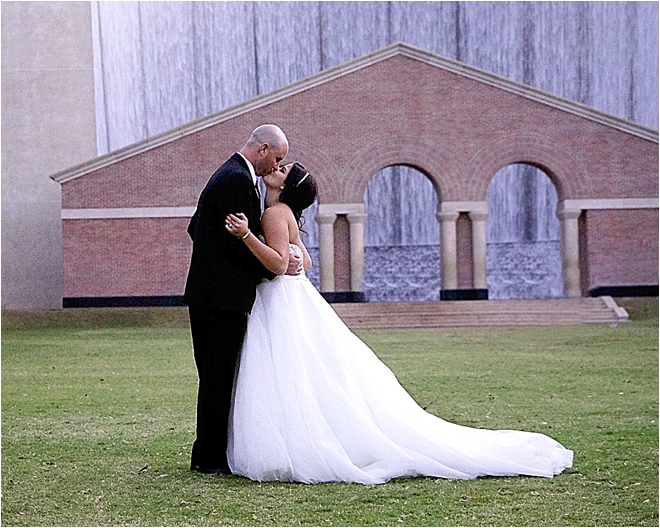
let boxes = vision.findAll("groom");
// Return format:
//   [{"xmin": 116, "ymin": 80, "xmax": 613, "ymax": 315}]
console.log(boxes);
[{"xmin": 184, "ymin": 124, "xmax": 300, "ymax": 474}]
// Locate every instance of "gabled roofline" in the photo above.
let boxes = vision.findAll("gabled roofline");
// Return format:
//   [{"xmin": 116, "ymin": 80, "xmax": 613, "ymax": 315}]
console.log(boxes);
[{"xmin": 51, "ymin": 41, "xmax": 659, "ymax": 184}]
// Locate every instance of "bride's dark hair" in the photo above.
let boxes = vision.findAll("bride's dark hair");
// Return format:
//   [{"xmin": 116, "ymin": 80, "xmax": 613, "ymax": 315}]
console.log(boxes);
[{"xmin": 279, "ymin": 162, "xmax": 317, "ymax": 230}]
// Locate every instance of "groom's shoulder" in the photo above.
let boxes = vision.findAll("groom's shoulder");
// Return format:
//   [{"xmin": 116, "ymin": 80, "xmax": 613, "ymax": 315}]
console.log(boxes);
[
  {"xmin": 217, "ymin": 153, "xmax": 248, "ymax": 174},
  {"xmin": 206, "ymin": 154, "xmax": 247, "ymax": 184}
]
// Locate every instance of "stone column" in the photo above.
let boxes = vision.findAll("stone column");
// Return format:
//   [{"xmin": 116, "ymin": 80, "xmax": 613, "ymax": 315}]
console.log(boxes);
[
  {"xmin": 315, "ymin": 212, "xmax": 337, "ymax": 292},
  {"xmin": 469, "ymin": 211, "xmax": 489, "ymax": 290},
  {"xmin": 347, "ymin": 213, "xmax": 367, "ymax": 292},
  {"xmin": 557, "ymin": 205, "xmax": 582, "ymax": 298},
  {"xmin": 437, "ymin": 211, "xmax": 459, "ymax": 291}
]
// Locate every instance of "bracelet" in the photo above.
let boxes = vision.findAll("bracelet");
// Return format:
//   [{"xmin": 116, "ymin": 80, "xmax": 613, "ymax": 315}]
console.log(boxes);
[{"xmin": 241, "ymin": 230, "xmax": 251, "ymax": 240}]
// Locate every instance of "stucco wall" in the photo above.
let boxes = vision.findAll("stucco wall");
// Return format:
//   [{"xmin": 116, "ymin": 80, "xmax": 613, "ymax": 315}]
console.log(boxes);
[{"xmin": 1, "ymin": 1, "xmax": 97, "ymax": 309}]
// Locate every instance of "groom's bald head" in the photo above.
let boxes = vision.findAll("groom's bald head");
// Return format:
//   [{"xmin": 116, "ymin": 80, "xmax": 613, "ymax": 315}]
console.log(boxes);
[{"xmin": 240, "ymin": 124, "xmax": 289, "ymax": 176}]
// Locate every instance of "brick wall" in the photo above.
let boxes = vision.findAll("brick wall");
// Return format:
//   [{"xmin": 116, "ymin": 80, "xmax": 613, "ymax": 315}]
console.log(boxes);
[
  {"xmin": 59, "ymin": 52, "xmax": 658, "ymax": 300},
  {"xmin": 63, "ymin": 218, "xmax": 191, "ymax": 297},
  {"xmin": 585, "ymin": 209, "xmax": 659, "ymax": 290}
]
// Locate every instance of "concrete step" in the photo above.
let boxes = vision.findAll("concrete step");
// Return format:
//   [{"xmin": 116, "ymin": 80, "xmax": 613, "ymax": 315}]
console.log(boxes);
[{"xmin": 330, "ymin": 296, "xmax": 629, "ymax": 329}]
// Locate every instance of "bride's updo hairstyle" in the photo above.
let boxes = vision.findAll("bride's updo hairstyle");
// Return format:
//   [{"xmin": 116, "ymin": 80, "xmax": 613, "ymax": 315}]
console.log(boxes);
[{"xmin": 279, "ymin": 162, "xmax": 317, "ymax": 229}]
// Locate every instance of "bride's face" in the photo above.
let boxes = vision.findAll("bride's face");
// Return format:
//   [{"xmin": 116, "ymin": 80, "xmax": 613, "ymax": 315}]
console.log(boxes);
[{"xmin": 263, "ymin": 162, "xmax": 292, "ymax": 190}]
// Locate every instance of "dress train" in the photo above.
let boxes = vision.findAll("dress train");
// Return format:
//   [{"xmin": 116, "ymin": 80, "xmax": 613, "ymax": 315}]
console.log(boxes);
[{"xmin": 228, "ymin": 270, "xmax": 573, "ymax": 484}]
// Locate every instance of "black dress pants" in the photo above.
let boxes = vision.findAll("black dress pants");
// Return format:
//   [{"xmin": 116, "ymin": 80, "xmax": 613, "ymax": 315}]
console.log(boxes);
[{"xmin": 188, "ymin": 305, "xmax": 248, "ymax": 471}]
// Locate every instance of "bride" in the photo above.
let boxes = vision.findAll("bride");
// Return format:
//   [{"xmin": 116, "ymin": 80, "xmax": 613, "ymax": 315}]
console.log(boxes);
[{"xmin": 224, "ymin": 162, "xmax": 573, "ymax": 485}]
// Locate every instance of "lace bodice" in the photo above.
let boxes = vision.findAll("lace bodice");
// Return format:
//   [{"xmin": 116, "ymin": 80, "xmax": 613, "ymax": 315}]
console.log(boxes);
[{"xmin": 289, "ymin": 243, "xmax": 303, "ymax": 260}]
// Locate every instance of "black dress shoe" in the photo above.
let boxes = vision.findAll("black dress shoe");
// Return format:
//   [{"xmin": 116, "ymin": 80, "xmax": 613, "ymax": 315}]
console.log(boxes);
[{"xmin": 191, "ymin": 464, "xmax": 231, "ymax": 475}]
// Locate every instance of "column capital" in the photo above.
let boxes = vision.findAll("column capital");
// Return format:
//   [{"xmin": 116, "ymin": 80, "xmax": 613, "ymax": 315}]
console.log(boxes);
[
  {"xmin": 556, "ymin": 200, "xmax": 582, "ymax": 220},
  {"xmin": 347, "ymin": 213, "xmax": 367, "ymax": 224},
  {"xmin": 556, "ymin": 207, "xmax": 581, "ymax": 221},
  {"xmin": 318, "ymin": 202, "xmax": 365, "ymax": 216},
  {"xmin": 440, "ymin": 201, "xmax": 488, "ymax": 214},
  {"xmin": 436, "ymin": 211, "xmax": 459, "ymax": 223},
  {"xmin": 315, "ymin": 213, "xmax": 337, "ymax": 225},
  {"xmin": 468, "ymin": 211, "xmax": 489, "ymax": 222}
]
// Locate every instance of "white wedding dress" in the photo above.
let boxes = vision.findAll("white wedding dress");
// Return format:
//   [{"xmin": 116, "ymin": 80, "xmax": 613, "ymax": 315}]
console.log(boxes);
[{"xmin": 227, "ymin": 247, "xmax": 573, "ymax": 484}]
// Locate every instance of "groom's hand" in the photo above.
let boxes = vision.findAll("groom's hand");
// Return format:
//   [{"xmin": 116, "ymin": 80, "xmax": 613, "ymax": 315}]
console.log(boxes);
[{"xmin": 285, "ymin": 247, "xmax": 303, "ymax": 276}]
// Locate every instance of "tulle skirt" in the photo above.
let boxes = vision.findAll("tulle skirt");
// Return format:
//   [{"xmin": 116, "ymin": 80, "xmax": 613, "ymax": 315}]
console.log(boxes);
[{"xmin": 227, "ymin": 274, "xmax": 573, "ymax": 484}]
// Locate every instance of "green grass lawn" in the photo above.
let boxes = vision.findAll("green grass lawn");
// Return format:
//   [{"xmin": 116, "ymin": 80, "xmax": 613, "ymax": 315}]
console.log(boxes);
[{"xmin": 2, "ymin": 298, "xmax": 658, "ymax": 526}]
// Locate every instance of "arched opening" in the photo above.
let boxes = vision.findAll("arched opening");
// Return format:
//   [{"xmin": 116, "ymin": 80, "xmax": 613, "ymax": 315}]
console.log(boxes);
[
  {"xmin": 486, "ymin": 164, "xmax": 561, "ymax": 299},
  {"xmin": 363, "ymin": 165, "xmax": 439, "ymax": 301}
]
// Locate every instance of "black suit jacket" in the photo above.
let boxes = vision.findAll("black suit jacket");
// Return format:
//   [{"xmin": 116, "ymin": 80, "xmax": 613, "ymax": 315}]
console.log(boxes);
[{"xmin": 183, "ymin": 153, "xmax": 275, "ymax": 312}]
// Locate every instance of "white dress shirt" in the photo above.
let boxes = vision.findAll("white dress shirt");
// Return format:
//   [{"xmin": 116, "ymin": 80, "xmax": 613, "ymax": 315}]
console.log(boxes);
[{"xmin": 237, "ymin": 152, "xmax": 258, "ymax": 186}]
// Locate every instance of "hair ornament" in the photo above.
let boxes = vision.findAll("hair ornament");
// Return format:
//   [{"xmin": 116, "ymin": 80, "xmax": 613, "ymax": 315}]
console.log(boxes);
[{"xmin": 295, "ymin": 172, "xmax": 309, "ymax": 187}]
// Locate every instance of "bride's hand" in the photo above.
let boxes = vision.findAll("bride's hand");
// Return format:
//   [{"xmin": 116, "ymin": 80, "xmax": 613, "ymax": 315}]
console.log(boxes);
[
  {"xmin": 285, "ymin": 247, "xmax": 303, "ymax": 276},
  {"xmin": 226, "ymin": 213, "xmax": 249, "ymax": 238}
]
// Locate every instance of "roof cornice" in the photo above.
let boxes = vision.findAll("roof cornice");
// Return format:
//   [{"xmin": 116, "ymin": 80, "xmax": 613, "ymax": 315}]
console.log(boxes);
[{"xmin": 51, "ymin": 42, "xmax": 659, "ymax": 184}]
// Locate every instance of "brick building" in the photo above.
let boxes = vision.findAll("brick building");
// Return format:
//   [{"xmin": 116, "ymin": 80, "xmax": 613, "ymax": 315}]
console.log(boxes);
[{"xmin": 51, "ymin": 43, "xmax": 658, "ymax": 307}]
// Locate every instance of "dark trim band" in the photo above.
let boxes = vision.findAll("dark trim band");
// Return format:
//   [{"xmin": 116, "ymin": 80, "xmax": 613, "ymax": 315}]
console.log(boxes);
[
  {"xmin": 589, "ymin": 285, "xmax": 658, "ymax": 298},
  {"xmin": 63, "ymin": 296, "xmax": 186, "ymax": 308},
  {"xmin": 440, "ymin": 289, "xmax": 489, "ymax": 301},
  {"xmin": 320, "ymin": 291, "xmax": 367, "ymax": 303}
]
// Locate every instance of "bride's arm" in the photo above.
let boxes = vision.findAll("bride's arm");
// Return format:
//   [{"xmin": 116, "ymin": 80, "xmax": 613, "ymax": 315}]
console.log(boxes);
[{"xmin": 226, "ymin": 208, "xmax": 290, "ymax": 275}]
